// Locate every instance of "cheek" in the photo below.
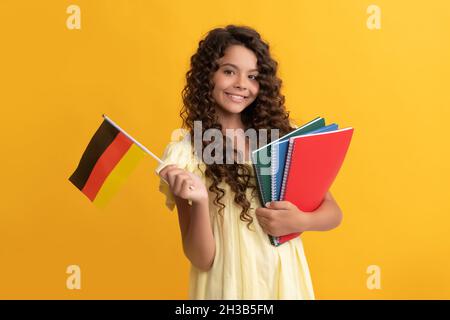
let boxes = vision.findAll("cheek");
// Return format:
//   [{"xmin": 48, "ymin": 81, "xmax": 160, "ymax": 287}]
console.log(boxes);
[
  {"xmin": 251, "ymin": 84, "xmax": 260, "ymax": 99},
  {"xmin": 213, "ymin": 73, "xmax": 229, "ymax": 89},
  {"xmin": 250, "ymin": 79, "xmax": 260, "ymax": 90},
  {"xmin": 211, "ymin": 84, "xmax": 224, "ymax": 101},
  {"xmin": 211, "ymin": 74, "xmax": 223, "ymax": 99}
]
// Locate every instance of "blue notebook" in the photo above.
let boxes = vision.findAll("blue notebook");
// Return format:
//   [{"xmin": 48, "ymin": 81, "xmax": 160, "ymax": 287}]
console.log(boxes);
[{"xmin": 270, "ymin": 123, "xmax": 339, "ymax": 201}]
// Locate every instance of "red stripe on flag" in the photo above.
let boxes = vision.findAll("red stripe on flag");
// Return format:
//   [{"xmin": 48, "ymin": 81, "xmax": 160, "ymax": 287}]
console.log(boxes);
[{"xmin": 81, "ymin": 132, "xmax": 133, "ymax": 201}]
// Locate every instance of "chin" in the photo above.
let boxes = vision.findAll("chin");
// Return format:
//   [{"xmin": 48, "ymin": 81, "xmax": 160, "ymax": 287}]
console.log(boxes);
[
  {"xmin": 222, "ymin": 99, "xmax": 253, "ymax": 113},
  {"xmin": 221, "ymin": 104, "xmax": 248, "ymax": 114}
]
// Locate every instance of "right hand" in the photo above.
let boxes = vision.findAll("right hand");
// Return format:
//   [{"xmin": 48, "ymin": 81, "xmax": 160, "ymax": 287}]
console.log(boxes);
[{"xmin": 158, "ymin": 164, "xmax": 208, "ymax": 204}]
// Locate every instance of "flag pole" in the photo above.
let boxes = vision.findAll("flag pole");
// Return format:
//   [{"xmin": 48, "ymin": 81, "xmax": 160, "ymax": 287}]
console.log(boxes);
[{"xmin": 102, "ymin": 114, "xmax": 163, "ymax": 165}]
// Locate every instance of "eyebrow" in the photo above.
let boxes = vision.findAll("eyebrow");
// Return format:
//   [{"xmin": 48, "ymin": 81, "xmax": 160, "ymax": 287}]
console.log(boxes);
[{"xmin": 220, "ymin": 63, "xmax": 259, "ymax": 72}]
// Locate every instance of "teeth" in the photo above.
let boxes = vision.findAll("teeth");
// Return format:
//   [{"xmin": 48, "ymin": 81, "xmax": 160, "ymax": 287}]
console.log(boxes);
[{"xmin": 226, "ymin": 93, "xmax": 245, "ymax": 102}]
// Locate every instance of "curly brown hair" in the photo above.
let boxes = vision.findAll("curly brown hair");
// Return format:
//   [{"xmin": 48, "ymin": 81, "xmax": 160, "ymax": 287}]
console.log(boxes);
[{"xmin": 180, "ymin": 25, "xmax": 295, "ymax": 229}]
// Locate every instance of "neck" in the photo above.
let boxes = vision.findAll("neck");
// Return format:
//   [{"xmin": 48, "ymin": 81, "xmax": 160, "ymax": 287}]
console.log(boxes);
[
  {"xmin": 215, "ymin": 108, "xmax": 245, "ymax": 132},
  {"xmin": 214, "ymin": 107, "xmax": 250, "ymax": 162}
]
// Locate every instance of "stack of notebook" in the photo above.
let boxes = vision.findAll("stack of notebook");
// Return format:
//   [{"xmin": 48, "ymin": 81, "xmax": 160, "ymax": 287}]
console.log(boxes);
[{"xmin": 251, "ymin": 117, "xmax": 354, "ymax": 246}]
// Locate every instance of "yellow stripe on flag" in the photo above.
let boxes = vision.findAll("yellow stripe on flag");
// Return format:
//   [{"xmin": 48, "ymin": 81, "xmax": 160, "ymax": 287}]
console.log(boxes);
[{"xmin": 93, "ymin": 144, "xmax": 145, "ymax": 208}]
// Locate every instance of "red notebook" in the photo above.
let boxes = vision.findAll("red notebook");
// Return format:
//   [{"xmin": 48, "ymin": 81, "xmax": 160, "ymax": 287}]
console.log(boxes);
[{"xmin": 275, "ymin": 127, "xmax": 354, "ymax": 246}]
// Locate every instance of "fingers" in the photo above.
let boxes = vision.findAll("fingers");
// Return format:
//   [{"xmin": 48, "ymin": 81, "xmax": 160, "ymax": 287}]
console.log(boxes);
[
  {"xmin": 158, "ymin": 165, "xmax": 196, "ymax": 196},
  {"xmin": 266, "ymin": 201, "xmax": 293, "ymax": 210},
  {"xmin": 159, "ymin": 165, "xmax": 183, "ymax": 183},
  {"xmin": 174, "ymin": 174, "xmax": 194, "ymax": 195},
  {"xmin": 256, "ymin": 207, "xmax": 279, "ymax": 235},
  {"xmin": 255, "ymin": 207, "xmax": 272, "ymax": 219},
  {"xmin": 158, "ymin": 164, "xmax": 178, "ymax": 180},
  {"xmin": 168, "ymin": 170, "xmax": 189, "ymax": 192},
  {"xmin": 255, "ymin": 208, "xmax": 273, "ymax": 235},
  {"xmin": 178, "ymin": 178, "xmax": 195, "ymax": 198},
  {"xmin": 257, "ymin": 215, "xmax": 270, "ymax": 228},
  {"xmin": 258, "ymin": 219, "xmax": 269, "ymax": 233},
  {"xmin": 257, "ymin": 216, "xmax": 272, "ymax": 235},
  {"xmin": 257, "ymin": 213, "xmax": 279, "ymax": 236}
]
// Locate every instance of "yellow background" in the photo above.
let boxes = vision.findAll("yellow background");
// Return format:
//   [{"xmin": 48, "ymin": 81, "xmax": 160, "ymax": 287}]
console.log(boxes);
[{"xmin": 1, "ymin": 0, "xmax": 449, "ymax": 299}]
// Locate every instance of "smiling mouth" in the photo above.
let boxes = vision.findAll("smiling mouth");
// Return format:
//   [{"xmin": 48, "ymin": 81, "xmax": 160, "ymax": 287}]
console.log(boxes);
[
  {"xmin": 225, "ymin": 92, "xmax": 248, "ymax": 98},
  {"xmin": 225, "ymin": 92, "xmax": 248, "ymax": 102}
]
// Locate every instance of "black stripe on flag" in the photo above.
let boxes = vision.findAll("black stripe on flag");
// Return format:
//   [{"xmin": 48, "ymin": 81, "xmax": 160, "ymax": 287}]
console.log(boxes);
[{"xmin": 69, "ymin": 120, "xmax": 120, "ymax": 190}]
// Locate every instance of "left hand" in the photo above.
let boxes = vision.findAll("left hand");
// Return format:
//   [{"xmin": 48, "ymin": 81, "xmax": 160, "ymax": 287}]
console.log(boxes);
[{"xmin": 255, "ymin": 201, "xmax": 311, "ymax": 237}]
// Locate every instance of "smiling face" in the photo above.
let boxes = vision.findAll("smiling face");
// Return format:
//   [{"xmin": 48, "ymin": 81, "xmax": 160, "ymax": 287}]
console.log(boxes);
[{"xmin": 211, "ymin": 45, "xmax": 260, "ymax": 116}]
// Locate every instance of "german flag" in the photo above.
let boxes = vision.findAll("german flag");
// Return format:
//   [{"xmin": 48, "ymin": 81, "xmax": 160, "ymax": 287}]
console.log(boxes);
[{"xmin": 69, "ymin": 116, "xmax": 146, "ymax": 207}]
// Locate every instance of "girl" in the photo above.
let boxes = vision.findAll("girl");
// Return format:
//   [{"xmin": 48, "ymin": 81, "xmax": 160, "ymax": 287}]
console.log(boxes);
[{"xmin": 156, "ymin": 25, "xmax": 343, "ymax": 299}]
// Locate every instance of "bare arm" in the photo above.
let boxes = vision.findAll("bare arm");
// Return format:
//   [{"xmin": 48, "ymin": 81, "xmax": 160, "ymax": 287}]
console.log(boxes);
[
  {"xmin": 255, "ymin": 191, "xmax": 343, "ymax": 236},
  {"xmin": 160, "ymin": 165, "xmax": 215, "ymax": 271},
  {"xmin": 174, "ymin": 196, "xmax": 215, "ymax": 271},
  {"xmin": 304, "ymin": 191, "xmax": 343, "ymax": 231}
]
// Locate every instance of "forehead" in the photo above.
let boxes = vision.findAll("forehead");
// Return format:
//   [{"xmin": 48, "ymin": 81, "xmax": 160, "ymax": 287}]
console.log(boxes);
[{"xmin": 218, "ymin": 45, "xmax": 258, "ymax": 71}]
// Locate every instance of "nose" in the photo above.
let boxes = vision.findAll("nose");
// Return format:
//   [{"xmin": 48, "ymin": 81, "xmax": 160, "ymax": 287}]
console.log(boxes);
[{"xmin": 234, "ymin": 74, "xmax": 249, "ymax": 90}]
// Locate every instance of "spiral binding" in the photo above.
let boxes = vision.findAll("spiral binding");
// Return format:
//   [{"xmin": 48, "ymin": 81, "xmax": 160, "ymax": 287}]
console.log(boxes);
[
  {"xmin": 279, "ymin": 137, "xmax": 296, "ymax": 201},
  {"xmin": 270, "ymin": 144, "xmax": 278, "ymax": 201}
]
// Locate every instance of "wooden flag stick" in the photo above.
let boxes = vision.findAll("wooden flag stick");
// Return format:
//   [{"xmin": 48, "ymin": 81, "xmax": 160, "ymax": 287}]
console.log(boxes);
[
  {"xmin": 101, "ymin": 114, "xmax": 177, "ymax": 186},
  {"xmin": 102, "ymin": 114, "xmax": 163, "ymax": 164}
]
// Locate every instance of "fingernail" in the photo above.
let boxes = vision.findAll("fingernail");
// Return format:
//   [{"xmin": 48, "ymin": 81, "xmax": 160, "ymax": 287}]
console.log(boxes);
[{"xmin": 265, "ymin": 202, "xmax": 270, "ymax": 207}]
